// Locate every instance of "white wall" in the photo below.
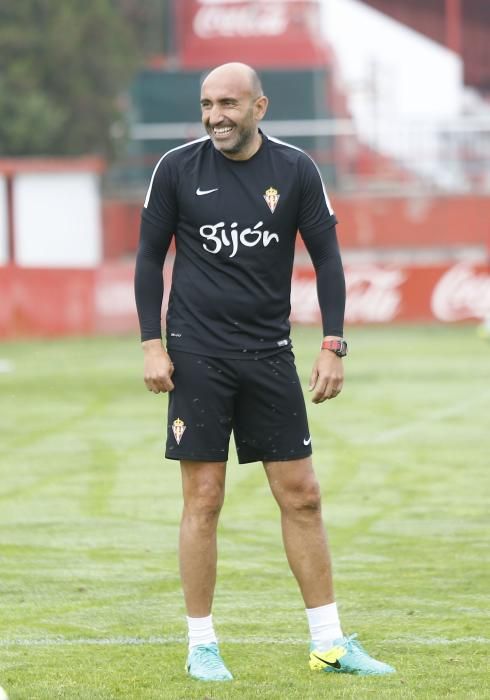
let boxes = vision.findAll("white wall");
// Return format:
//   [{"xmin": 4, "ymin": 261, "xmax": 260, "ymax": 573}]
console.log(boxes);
[
  {"xmin": 321, "ymin": 0, "xmax": 465, "ymax": 185},
  {"xmin": 322, "ymin": 0, "xmax": 463, "ymax": 121},
  {"xmin": 0, "ymin": 176, "xmax": 8, "ymax": 265},
  {"xmin": 14, "ymin": 172, "xmax": 102, "ymax": 268}
]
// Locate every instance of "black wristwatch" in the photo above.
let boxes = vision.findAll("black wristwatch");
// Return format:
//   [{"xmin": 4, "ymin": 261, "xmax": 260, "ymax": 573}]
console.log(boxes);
[{"xmin": 321, "ymin": 339, "xmax": 348, "ymax": 357}]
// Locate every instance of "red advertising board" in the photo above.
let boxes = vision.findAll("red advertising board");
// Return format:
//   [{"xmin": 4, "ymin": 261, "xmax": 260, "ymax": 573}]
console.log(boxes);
[
  {"xmin": 0, "ymin": 267, "xmax": 94, "ymax": 337},
  {"xmin": 96, "ymin": 261, "xmax": 489, "ymax": 329},
  {"xmin": 2, "ymin": 261, "xmax": 489, "ymax": 338},
  {"xmin": 175, "ymin": 0, "xmax": 327, "ymax": 68},
  {"xmin": 292, "ymin": 262, "xmax": 490, "ymax": 325}
]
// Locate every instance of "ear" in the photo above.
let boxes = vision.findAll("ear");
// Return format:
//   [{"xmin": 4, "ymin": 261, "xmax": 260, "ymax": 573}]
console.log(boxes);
[{"xmin": 254, "ymin": 95, "xmax": 269, "ymax": 122}]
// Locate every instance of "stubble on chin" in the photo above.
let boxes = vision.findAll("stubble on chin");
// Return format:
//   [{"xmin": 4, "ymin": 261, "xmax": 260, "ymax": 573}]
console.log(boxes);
[{"xmin": 216, "ymin": 128, "xmax": 256, "ymax": 157}]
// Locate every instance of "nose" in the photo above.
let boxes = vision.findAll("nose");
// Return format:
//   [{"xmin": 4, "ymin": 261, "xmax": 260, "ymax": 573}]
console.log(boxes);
[{"xmin": 208, "ymin": 104, "xmax": 224, "ymax": 125}]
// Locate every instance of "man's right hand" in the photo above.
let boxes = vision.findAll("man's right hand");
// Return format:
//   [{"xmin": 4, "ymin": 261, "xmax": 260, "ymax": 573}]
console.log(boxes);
[{"xmin": 142, "ymin": 339, "xmax": 175, "ymax": 394}]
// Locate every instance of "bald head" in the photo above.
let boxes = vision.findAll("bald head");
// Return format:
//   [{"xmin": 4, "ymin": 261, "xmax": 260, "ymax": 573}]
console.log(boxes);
[
  {"xmin": 202, "ymin": 63, "xmax": 263, "ymax": 100},
  {"xmin": 200, "ymin": 62, "xmax": 268, "ymax": 161}
]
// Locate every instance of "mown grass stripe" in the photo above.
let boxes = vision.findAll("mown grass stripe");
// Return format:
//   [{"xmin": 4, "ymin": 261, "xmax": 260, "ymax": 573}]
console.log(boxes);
[{"xmin": 1, "ymin": 636, "xmax": 488, "ymax": 647}]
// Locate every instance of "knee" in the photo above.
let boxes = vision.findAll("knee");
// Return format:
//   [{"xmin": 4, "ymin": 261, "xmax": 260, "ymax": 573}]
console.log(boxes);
[
  {"xmin": 185, "ymin": 479, "xmax": 224, "ymax": 522},
  {"xmin": 281, "ymin": 478, "xmax": 322, "ymax": 516}
]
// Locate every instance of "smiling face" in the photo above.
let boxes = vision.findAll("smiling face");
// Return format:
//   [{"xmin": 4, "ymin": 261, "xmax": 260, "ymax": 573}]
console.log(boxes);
[{"xmin": 200, "ymin": 63, "xmax": 268, "ymax": 161}]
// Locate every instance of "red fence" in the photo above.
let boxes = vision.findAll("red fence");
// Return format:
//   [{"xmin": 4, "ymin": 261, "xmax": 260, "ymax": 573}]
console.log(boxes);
[
  {"xmin": 102, "ymin": 194, "xmax": 490, "ymax": 260},
  {"xmin": 333, "ymin": 195, "xmax": 490, "ymax": 250}
]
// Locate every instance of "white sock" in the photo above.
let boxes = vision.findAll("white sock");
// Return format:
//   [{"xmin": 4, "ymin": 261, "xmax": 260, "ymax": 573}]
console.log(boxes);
[
  {"xmin": 186, "ymin": 614, "xmax": 218, "ymax": 650},
  {"xmin": 306, "ymin": 602, "xmax": 343, "ymax": 651}
]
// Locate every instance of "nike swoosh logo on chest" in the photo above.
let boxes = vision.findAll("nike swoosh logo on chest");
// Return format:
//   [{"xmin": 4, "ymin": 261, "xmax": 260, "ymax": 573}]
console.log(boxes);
[{"xmin": 196, "ymin": 187, "xmax": 219, "ymax": 196}]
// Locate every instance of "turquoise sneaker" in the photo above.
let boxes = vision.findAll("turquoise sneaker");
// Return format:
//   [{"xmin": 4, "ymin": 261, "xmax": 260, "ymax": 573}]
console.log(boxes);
[
  {"xmin": 186, "ymin": 643, "xmax": 233, "ymax": 681},
  {"xmin": 309, "ymin": 634, "xmax": 395, "ymax": 675}
]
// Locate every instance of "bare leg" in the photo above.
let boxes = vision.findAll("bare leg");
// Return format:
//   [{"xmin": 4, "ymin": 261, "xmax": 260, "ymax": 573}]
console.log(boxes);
[
  {"xmin": 179, "ymin": 460, "xmax": 227, "ymax": 617},
  {"xmin": 264, "ymin": 457, "xmax": 334, "ymax": 608}
]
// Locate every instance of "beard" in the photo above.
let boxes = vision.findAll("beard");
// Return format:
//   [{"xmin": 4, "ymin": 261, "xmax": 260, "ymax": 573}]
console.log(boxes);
[
  {"xmin": 219, "ymin": 124, "xmax": 255, "ymax": 156},
  {"xmin": 206, "ymin": 119, "xmax": 257, "ymax": 157}
]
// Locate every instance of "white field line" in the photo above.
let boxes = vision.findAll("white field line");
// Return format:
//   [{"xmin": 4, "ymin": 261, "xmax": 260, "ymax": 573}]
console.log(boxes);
[
  {"xmin": 353, "ymin": 394, "xmax": 490, "ymax": 445},
  {"xmin": 0, "ymin": 636, "xmax": 488, "ymax": 647},
  {"xmin": 0, "ymin": 359, "xmax": 14, "ymax": 374}
]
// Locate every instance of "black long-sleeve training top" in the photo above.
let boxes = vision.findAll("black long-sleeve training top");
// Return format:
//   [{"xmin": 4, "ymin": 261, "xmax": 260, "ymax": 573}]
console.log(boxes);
[{"xmin": 134, "ymin": 132, "xmax": 346, "ymax": 359}]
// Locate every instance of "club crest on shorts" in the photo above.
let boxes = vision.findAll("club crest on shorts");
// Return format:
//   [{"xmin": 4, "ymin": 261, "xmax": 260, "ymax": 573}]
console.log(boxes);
[
  {"xmin": 263, "ymin": 186, "xmax": 280, "ymax": 213},
  {"xmin": 172, "ymin": 417, "xmax": 186, "ymax": 445}
]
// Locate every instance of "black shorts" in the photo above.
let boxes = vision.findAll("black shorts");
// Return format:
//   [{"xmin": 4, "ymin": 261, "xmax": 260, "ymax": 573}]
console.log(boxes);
[{"xmin": 165, "ymin": 350, "xmax": 312, "ymax": 464}]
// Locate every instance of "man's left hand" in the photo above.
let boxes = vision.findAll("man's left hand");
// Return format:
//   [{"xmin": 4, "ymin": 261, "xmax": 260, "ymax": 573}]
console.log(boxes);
[{"xmin": 308, "ymin": 350, "xmax": 344, "ymax": 403}]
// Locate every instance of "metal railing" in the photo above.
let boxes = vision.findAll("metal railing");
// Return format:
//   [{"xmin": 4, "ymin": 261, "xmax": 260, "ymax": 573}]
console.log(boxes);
[{"xmin": 108, "ymin": 117, "xmax": 490, "ymax": 195}]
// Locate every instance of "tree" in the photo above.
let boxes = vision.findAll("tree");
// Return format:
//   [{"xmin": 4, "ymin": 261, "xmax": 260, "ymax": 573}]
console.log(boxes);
[{"xmin": 0, "ymin": 0, "xmax": 139, "ymax": 158}]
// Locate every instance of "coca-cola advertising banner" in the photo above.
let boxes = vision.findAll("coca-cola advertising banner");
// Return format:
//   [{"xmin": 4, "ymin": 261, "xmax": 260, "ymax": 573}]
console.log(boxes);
[
  {"xmin": 292, "ymin": 262, "xmax": 490, "ymax": 325},
  {"xmin": 175, "ymin": 0, "xmax": 326, "ymax": 68},
  {"xmin": 1, "ymin": 262, "xmax": 489, "ymax": 337}
]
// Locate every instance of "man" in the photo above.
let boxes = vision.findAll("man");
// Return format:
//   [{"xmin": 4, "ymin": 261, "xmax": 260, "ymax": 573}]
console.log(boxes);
[{"xmin": 134, "ymin": 62, "xmax": 395, "ymax": 681}]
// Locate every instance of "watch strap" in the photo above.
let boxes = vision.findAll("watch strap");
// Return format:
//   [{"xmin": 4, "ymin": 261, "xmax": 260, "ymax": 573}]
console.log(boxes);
[{"xmin": 321, "ymin": 339, "xmax": 348, "ymax": 357}]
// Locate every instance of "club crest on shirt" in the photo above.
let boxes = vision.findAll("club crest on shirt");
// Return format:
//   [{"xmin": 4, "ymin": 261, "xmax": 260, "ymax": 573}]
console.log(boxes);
[
  {"xmin": 172, "ymin": 417, "xmax": 186, "ymax": 445},
  {"xmin": 263, "ymin": 186, "xmax": 280, "ymax": 213}
]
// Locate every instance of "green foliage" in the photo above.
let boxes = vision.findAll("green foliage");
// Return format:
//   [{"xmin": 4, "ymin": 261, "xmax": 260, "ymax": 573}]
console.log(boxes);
[
  {"xmin": 0, "ymin": 0, "xmax": 138, "ymax": 158},
  {"xmin": 115, "ymin": 0, "xmax": 167, "ymax": 58},
  {"xmin": 0, "ymin": 325, "xmax": 489, "ymax": 698}
]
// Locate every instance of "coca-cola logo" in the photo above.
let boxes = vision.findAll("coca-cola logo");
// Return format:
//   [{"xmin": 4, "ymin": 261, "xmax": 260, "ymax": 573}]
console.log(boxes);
[
  {"xmin": 193, "ymin": 1, "xmax": 288, "ymax": 39},
  {"xmin": 291, "ymin": 265, "xmax": 406, "ymax": 324},
  {"xmin": 431, "ymin": 263, "xmax": 490, "ymax": 321},
  {"xmin": 345, "ymin": 265, "xmax": 406, "ymax": 323},
  {"xmin": 290, "ymin": 276, "xmax": 320, "ymax": 323}
]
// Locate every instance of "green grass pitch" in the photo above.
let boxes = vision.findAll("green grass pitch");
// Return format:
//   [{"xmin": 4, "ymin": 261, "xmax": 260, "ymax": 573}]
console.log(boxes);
[{"xmin": 0, "ymin": 325, "xmax": 489, "ymax": 699}]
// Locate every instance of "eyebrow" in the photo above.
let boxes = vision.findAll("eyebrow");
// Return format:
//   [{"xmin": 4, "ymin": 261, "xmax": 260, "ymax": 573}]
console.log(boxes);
[{"xmin": 200, "ymin": 97, "xmax": 240, "ymax": 105}]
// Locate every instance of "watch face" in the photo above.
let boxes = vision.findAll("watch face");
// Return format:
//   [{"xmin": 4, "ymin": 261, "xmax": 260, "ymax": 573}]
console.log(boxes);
[{"xmin": 332, "ymin": 341, "xmax": 346, "ymax": 357}]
